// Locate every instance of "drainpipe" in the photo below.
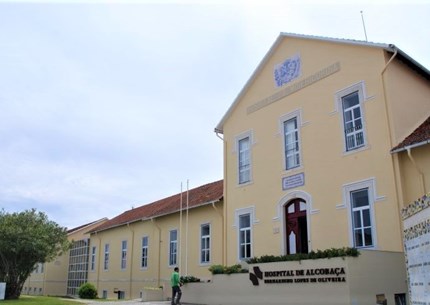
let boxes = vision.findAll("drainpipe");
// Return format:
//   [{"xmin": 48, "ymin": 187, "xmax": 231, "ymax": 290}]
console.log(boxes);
[
  {"xmin": 151, "ymin": 218, "xmax": 162, "ymax": 287},
  {"xmin": 381, "ymin": 46, "xmax": 405, "ymax": 248},
  {"xmin": 406, "ymin": 147, "xmax": 427, "ymax": 194},
  {"xmin": 127, "ymin": 223, "xmax": 134, "ymax": 297},
  {"xmin": 215, "ymin": 130, "xmax": 227, "ymax": 265}
]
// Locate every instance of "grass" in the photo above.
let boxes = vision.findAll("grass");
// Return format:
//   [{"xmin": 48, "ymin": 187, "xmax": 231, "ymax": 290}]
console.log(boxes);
[{"xmin": 1, "ymin": 296, "xmax": 86, "ymax": 305}]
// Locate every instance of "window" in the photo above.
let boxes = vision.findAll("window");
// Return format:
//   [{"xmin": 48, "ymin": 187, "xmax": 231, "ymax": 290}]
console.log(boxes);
[
  {"xmin": 169, "ymin": 230, "xmax": 178, "ymax": 266},
  {"xmin": 66, "ymin": 239, "xmax": 90, "ymax": 295},
  {"xmin": 200, "ymin": 224, "xmax": 211, "ymax": 264},
  {"xmin": 343, "ymin": 178, "xmax": 378, "ymax": 249},
  {"xmin": 90, "ymin": 246, "xmax": 96, "ymax": 271},
  {"xmin": 238, "ymin": 137, "xmax": 251, "ymax": 184},
  {"xmin": 141, "ymin": 236, "xmax": 149, "ymax": 268},
  {"xmin": 284, "ymin": 117, "xmax": 300, "ymax": 169},
  {"xmin": 336, "ymin": 82, "xmax": 367, "ymax": 153},
  {"xmin": 102, "ymin": 290, "xmax": 108, "ymax": 299},
  {"xmin": 342, "ymin": 91, "xmax": 364, "ymax": 151},
  {"xmin": 350, "ymin": 189, "xmax": 373, "ymax": 248},
  {"xmin": 121, "ymin": 240, "xmax": 127, "ymax": 269},
  {"xmin": 239, "ymin": 214, "xmax": 252, "ymax": 260},
  {"xmin": 103, "ymin": 244, "xmax": 109, "ymax": 271}
]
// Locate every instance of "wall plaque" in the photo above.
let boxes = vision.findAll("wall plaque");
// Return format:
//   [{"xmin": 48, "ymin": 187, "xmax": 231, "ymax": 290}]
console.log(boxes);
[{"xmin": 282, "ymin": 173, "xmax": 305, "ymax": 190}]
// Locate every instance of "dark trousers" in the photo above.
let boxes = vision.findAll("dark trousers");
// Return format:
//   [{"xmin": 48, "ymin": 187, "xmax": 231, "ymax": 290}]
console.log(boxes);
[{"xmin": 171, "ymin": 285, "xmax": 182, "ymax": 305}]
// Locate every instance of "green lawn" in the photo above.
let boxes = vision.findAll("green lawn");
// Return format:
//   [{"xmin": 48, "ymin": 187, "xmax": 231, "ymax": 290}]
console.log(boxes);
[{"xmin": 1, "ymin": 296, "xmax": 87, "ymax": 305}]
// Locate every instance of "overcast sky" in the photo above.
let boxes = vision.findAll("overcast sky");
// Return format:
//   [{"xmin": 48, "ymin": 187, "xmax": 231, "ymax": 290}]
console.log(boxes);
[{"xmin": 0, "ymin": 0, "xmax": 429, "ymax": 229}]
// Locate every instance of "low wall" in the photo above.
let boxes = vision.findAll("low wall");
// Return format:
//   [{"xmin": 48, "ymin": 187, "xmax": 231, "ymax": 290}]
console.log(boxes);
[{"xmin": 181, "ymin": 250, "xmax": 407, "ymax": 305}]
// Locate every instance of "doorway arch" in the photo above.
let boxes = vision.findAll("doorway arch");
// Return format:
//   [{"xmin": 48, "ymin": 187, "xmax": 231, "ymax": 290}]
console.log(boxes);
[
  {"xmin": 276, "ymin": 190, "xmax": 312, "ymax": 255},
  {"xmin": 285, "ymin": 199, "xmax": 308, "ymax": 254}
]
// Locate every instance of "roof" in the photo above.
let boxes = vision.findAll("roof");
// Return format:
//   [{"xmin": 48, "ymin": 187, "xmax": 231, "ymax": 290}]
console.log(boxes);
[
  {"xmin": 67, "ymin": 217, "xmax": 108, "ymax": 234},
  {"xmin": 391, "ymin": 116, "xmax": 430, "ymax": 153},
  {"xmin": 215, "ymin": 32, "xmax": 430, "ymax": 134},
  {"xmin": 89, "ymin": 180, "xmax": 223, "ymax": 233}
]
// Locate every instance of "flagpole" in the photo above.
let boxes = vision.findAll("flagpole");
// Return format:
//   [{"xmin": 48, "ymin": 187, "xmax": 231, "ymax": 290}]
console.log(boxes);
[
  {"xmin": 179, "ymin": 182, "xmax": 183, "ymax": 273},
  {"xmin": 185, "ymin": 179, "xmax": 189, "ymax": 276}
]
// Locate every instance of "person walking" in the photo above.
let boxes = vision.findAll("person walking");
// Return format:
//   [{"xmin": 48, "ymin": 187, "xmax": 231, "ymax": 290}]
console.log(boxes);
[{"xmin": 171, "ymin": 267, "xmax": 182, "ymax": 305}]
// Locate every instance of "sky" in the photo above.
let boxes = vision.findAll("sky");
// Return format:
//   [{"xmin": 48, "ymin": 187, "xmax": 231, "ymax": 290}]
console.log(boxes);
[{"xmin": 0, "ymin": 0, "xmax": 429, "ymax": 229}]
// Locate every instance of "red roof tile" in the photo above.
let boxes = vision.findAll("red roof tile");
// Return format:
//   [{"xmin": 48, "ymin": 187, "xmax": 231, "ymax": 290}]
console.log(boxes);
[
  {"xmin": 90, "ymin": 180, "xmax": 223, "ymax": 233},
  {"xmin": 392, "ymin": 116, "xmax": 430, "ymax": 152}
]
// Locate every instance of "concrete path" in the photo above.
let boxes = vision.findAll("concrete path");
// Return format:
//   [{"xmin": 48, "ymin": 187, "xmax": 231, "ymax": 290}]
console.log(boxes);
[{"xmin": 68, "ymin": 299, "xmax": 199, "ymax": 305}]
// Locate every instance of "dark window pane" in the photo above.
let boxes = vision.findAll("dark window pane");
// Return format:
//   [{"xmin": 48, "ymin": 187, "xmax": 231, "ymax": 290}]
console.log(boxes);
[{"xmin": 354, "ymin": 229, "xmax": 363, "ymax": 247}]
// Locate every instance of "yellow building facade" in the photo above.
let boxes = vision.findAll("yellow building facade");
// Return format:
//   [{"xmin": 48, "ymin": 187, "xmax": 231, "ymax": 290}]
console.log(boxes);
[
  {"xmin": 87, "ymin": 180, "xmax": 224, "ymax": 300},
  {"xmin": 215, "ymin": 33, "xmax": 430, "ymax": 264},
  {"xmin": 23, "ymin": 218, "xmax": 108, "ymax": 297},
  {"xmin": 27, "ymin": 33, "xmax": 430, "ymax": 303}
]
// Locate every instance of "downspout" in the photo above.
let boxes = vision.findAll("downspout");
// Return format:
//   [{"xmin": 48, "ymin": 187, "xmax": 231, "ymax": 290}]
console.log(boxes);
[
  {"xmin": 151, "ymin": 218, "xmax": 162, "ymax": 287},
  {"xmin": 127, "ymin": 223, "xmax": 134, "ymax": 297},
  {"xmin": 215, "ymin": 130, "xmax": 227, "ymax": 265},
  {"xmin": 381, "ymin": 46, "xmax": 405, "ymax": 248},
  {"xmin": 42, "ymin": 263, "xmax": 46, "ymax": 296},
  {"xmin": 407, "ymin": 147, "xmax": 427, "ymax": 194}
]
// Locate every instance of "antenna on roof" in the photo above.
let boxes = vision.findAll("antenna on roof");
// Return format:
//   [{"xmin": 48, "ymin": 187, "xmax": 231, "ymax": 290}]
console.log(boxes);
[{"xmin": 360, "ymin": 11, "xmax": 368, "ymax": 42}]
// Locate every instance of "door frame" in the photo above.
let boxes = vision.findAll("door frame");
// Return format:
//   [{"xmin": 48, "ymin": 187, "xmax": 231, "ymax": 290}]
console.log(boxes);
[{"xmin": 276, "ymin": 190, "xmax": 313, "ymax": 255}]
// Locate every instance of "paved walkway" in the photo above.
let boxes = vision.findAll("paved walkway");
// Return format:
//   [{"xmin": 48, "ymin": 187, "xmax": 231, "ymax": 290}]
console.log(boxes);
[{"xmin": 68, "ymin": 299, "xmax": 199, "ymax": 305}]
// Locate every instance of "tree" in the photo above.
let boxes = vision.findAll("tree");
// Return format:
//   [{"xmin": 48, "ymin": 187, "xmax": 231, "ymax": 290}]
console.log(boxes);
[{"xmin": 0, "ymin": 209, "xmax": 71, "ymax": 299}]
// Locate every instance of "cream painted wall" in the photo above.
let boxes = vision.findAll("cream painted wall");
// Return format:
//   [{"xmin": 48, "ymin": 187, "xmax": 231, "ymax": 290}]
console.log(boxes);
[
  {"xmin": 398, "ymin": 145, "xmax": 430, "ymax": 205},
  {"xmin": 222, "ymin": 37, "xmax": 409, "ymax": 265},
  {"xmin": 88, "ymin": 202, "xmax": 224, "ymax": 300},
  {"xmin": 384, "ymin": 57, "xmax": 430, "ymax": 146}
]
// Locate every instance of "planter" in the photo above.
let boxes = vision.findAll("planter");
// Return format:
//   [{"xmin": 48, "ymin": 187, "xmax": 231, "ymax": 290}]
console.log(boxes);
[
  {"xmin": 141, "ymin": 287, "xmax": 163, "ymax": 302},
  {"xmin": 181, "ymin": 251, "xmax": 407, "ymax": 305}
]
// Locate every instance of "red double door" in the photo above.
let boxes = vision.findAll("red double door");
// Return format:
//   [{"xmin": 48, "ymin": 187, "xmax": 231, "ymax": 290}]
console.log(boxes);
[{"xmin": 285, "ymin": 199, "xmax": 308, "ymax": 254}]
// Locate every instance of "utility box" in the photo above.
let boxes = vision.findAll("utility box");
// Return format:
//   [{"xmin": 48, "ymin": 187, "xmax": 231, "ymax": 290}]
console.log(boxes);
[{"xmin": 0, "ymin": 282, "xmax": 6, "ymax": 300}]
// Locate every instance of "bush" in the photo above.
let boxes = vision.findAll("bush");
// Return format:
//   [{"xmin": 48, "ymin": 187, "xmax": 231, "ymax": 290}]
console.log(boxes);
[
  {"xmin": 208, "ymin": 264, "xmax": 248, "ymax": 275},
  {"xmin": 246, "ymin": 247, "xmax": 360, "ymax": 264},
  {"xmin": 180, "ymin": 275, "xmax": 201, "ymax": 283},
  {"xmin": 78, "ymin": 282, "xmax": 98, "ymax": 299}
]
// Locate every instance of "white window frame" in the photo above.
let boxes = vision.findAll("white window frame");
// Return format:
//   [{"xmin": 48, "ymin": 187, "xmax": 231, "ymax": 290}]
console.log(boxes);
[
  {"xmin": 200, "ymin": 223, "xmax": 211, "ymax": 265},
  {"xmin": 121, "ymin": 240, "xmax": 127, "ymax": 270},
  {"xmin": 103, "ymin": 243, "xmax": 109, "ymax": 271},
  {"xmin": 90, "ymin": 246, "xmax": 96, "ymax": 271},
  {"xmin": 280, "ymin": 110, "xmax": 302, "ymax": 171},
  {"xmin": 234, "ymin": 207, "xmax": 257, "ymax": 262},
  {"xmin": 343, "ymin": 178, "xmax": 377, "ymax": 249},
  {"xmin": 335, "ymin": 82, "xmax": 368, "ymax": 153},
  {"xmin": 235, "ymin": 130, "xmax": 253, "ymax": 185},
  {"xmin": 169, "ymin": 229, "xmax": 178, "ymax": 267},
  {"xmin": 141, "ymin": 236, "xmax": 149, "ymax": 269}
]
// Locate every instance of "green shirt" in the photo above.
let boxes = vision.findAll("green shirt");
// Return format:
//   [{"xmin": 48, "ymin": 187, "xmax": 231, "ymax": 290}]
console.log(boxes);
[{"xmin": 171, "ymin": 271, "xmax": 180, "ymax": 287}]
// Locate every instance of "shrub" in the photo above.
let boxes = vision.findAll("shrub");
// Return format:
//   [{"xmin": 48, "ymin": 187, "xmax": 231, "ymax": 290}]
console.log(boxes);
[
  {"xmin": 208, "ymin": 264, "xmax": 248, "ymax": 275},
  {"xmin": 180, "ymin": 275, "xmax": 201, "ymax": 283},
  {"xmin": 78, "ymin": 282, "xmax": 98, "ymax": 299},
  {"xmin": 208, "ymin": 264, "xmax": 225, "ymax": 275},
  {"xmin": 246, "ymin": 247, "xmax": 360, "ymax": 264}
]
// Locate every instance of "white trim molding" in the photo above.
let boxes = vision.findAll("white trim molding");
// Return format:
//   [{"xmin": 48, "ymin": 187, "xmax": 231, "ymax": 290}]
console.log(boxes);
[{"xmin": 342, "ymin": 177, "xmax": 380, "ymax": 249}]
